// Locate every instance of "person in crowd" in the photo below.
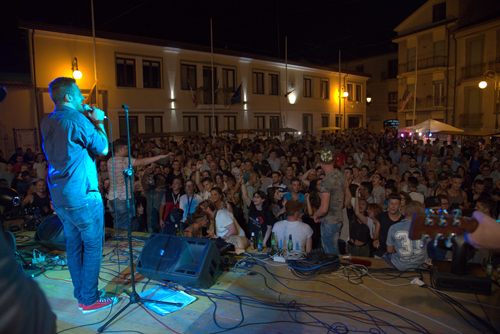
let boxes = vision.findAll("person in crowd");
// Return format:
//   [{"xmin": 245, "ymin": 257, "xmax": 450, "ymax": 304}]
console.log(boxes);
[
  {"xmin": 371, "ymin": 173, "xmax": 385, "ymax": 205},
  {"xmin": 33, "ymin": 153, "xmax": 48, "ymax": 180},
  {"xmin": 21, "ymin": 179, "xmax": 52, "ymax": 216},
  {"xmin": 407, "ymin": 177, "xmax": 425, "ymax": 204},
  {"xmin": 159, "ymin": 177, "xmax": 184, "ymax": 234},
  {"xmin": 179, "ymin": 179, "xmax": 203, "ymax": 223},
  {"xmin": 313, "ymin": 150, "xmax": 346, "ymax": 255},
  {"xmin": 240, "ymin": 174, "xmax": 276, "ymax": 246},
  {"xmin": 282, "ymin": 177, "xmax": 306, "ymax": 204},
  {"xmin": 267, "ymin": 186, "xmax": 286, "ymax": 220},
  {"xmin": 384, "ymin": 201, "xmax": 427, "ymax": 271},
  {"xmin": 0, "ymin": 162, "xmax": 14, "ymax": 187},
  {"xmin": 446, "ymin": 174, "xmax": 469, "ymax": 209},
  {"xmin": 348, "ymin": 188, "xmax": 372, "ymax": 257},
  {"xmin": 373, "ymin": 193, "xmax": 404, "ymax": 258},
  {"xmin": 184, "ymin": 208, "xmax": 210, "ymax": 238},
  {"xmin": 267, "ymin": 171, "xmax": 288, "ymax": 194},
  {"xmin": 211, "ymin": 186, "xmax": 233, "ymax": 214},
  {"xmin": 141, "ymin": 164, "xmax": 166, "ymax": 233},
  {"xmin": 272, "ymin": 199, "xmax": 313, "ymax": 252},
  {"xmin": 108, "ymin": 139, "xmax": 171, "ymax": 230}
]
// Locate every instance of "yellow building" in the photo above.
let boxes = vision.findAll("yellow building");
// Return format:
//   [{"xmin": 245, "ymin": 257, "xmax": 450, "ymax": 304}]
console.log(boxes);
[
  {"xmin": 393, "ymin": 0, "xmax": 500, "ymax": 132},
  {"xmin": 0, "ymin": 23, "xmax": 368, "ymax": 155}
]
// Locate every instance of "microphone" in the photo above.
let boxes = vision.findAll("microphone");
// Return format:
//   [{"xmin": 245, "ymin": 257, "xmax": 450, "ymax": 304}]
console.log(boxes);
[{"xmin": 83, "ymin": 104, "xmax": 108, "ymax": 119}]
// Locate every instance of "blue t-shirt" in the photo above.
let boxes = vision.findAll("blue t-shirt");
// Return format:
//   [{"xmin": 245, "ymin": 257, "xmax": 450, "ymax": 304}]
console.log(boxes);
[
  {"xmin": 41, "ymin": 106, "xmax": 107, "ymax": 207},
  {"xmin": 282, "ymin": 191, "xmax": 306, "ymax": 203},
  {"xmin": 386, "ymin": 219, "xmax": 427, "ymax": 271}
]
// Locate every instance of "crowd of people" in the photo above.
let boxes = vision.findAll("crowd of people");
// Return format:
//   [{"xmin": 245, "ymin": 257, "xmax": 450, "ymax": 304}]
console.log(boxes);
[{"xmin": 2, "ymin": 125, "xmax": 500, "ymax": 268}]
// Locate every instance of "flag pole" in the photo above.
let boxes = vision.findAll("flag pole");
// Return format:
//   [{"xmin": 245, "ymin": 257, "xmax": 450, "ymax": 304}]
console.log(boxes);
[
  {"xmin": 91, "ymin": 0, "xmax": 98, "ymax": 108},
  {"xmin": 211, "ymin": 19, "xmax": 215, "ymax": 137},
  {"xmin": 285, "ymin": 36, "xmax": 288, "ymax": 128},
  {"xmin": 412, "ymin": 36, "xmax": 418, "ymax": 142},
  {"xmin": 339, "ymin": 50, "xmax": 341, "ymax": 130}
]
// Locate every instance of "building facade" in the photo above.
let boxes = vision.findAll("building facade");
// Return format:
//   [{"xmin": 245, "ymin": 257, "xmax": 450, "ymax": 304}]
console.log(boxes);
[{"xmin": 0, "ymin": 24, "xmax": 368, "ymax": 156}]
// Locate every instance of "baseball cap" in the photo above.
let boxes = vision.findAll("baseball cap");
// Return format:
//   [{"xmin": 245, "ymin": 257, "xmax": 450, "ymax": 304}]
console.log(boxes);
[
  {"xmin": 424, "ymin": 196, "xmax": 441, "ymax": 209},
  {"xmin": 319, "ymin": 149, "xmax": 334, "ymax": 164},
  {"xmin": 285, "ymin": 199, "xmax": 306, "ymax": 213}
]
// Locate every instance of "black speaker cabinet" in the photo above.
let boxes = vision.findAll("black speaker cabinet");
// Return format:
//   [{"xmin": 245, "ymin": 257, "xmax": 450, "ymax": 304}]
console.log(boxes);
[
  {"xmin": 34, "ymin": 214, "xmax": 66, "ymax": 251},
  {"xmin": 137, "ymin": 234, "xmax": 220, "ymax": 289}
]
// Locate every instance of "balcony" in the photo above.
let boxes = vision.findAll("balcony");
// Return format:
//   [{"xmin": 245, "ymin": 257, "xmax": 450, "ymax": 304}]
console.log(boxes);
[
  {"xmin": 195, "ymin": 87, "xmax": 233, "ymax": 106},
  {"xmin": 399, "ymin": 56, "xmax": 446, "ymax": 73},
  {"xmin": 459, "ymin": 113, "xmax": 483, "ymax": 128},
  {"xmin": 460, "ymin": 58, "xmax": 500, "ymax": 80},
  {"xmin": 400, "ymin": 96, "xmax": 446, "ymax": 111}
]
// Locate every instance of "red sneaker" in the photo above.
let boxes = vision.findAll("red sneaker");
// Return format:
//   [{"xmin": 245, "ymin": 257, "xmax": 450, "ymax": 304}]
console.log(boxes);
[
  {"xmin": 78, "ymin": 289, "xmax": 107, "ymax": 310},
  {"xmin": 81, "ymin": 297, "xmax": 119, "ymax": 314}
]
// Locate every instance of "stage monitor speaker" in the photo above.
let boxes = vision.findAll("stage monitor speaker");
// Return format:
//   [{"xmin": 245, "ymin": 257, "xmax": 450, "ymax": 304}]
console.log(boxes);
[
  {"xmin": 137, "ymin": 234, "xmax": 220, "ymax": 289},
  {"xmin": 35, "ymin": 214, "xmax": 66, "ymax": 251}
]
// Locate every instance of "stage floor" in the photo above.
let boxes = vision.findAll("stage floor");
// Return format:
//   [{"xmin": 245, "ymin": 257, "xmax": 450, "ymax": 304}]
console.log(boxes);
[{"xmin": 13, "ymin": 229, "xmax": 500, "ymax": 334}]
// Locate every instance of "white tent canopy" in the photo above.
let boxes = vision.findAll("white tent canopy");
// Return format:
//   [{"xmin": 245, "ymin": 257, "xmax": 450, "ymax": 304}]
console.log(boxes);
[{"xmin": 398, "ymin": 119, "xmax": 464, "ymax": 133}]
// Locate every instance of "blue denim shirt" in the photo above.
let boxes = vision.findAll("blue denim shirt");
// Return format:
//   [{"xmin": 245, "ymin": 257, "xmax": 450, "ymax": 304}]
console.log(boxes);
[{"xmin": 41, "ymin": 105, "xmax": 107, "ymax": 207}]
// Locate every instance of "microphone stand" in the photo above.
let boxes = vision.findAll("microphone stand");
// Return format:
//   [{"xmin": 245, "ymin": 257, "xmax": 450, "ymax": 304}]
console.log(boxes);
[{"xmin": 98, "ymin": 105, "xmax": 181, "ymax": 333}]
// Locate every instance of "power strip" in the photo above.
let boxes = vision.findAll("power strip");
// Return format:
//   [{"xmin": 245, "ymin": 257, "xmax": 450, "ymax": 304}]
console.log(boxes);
[{"xmin": 273, "ymin": 256, "xmax": 286, "ymax": 263}]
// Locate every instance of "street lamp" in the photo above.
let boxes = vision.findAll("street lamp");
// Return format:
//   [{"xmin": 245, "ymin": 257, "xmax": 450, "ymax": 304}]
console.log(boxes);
[
  {"xmin": 366, "ymin": 97, "xmax": 372, "ymax": 104},
  {"xmin": 72, "ymin": 57, "xmax": 82, "ymax": 80},
  {"xmin": 478, "ymin": 70, "xmax": 499, "ymax": 130}
]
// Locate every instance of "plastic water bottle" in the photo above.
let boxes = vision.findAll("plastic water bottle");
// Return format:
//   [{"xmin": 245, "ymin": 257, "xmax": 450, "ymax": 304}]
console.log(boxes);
[{"xmin": 271, "ymin": 232, "xmax": 277, "ymax": 252}]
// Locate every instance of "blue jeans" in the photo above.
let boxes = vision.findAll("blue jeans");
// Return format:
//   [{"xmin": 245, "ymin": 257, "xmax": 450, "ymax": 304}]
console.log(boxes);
[
  {"xmin": 109, "ymin": 198, "xmax": 132, "ymax": 230},
  {"xmin": 382, "ymin": 252, "xmax": 395, "ymax": 268},
  {"xmin": 321, "ymin": 221, "xmax": 342, "ymax": 255},
  {"xmin": 53, "ymin": 192, "xmax": 104, "ymax": 306}
]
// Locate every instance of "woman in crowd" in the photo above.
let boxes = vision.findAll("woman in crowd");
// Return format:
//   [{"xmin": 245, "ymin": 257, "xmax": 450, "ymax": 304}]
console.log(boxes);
[
  {"xmin": 267, "ymin": 187, "xmax": 286, "ymax": 220},
  {"xmin": 184, "ymin": 208, "xmax": 209, "ymax": 239}
]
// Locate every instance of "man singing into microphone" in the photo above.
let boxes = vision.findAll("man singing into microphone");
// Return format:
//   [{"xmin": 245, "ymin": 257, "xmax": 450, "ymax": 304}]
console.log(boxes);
[{"xmin": 41, "ymin": 77, "xmax": 118, "ymax": 314}]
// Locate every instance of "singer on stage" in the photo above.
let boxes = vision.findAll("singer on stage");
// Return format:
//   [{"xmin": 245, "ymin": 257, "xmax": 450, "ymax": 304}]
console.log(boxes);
[{"xmin": 41, "ymin": 77, "xmax": 118, "ymax": 314}]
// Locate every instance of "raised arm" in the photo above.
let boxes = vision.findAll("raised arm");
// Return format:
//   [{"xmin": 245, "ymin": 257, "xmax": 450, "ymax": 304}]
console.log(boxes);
[
  {"xmin": 239, "ymin": 174, "xmax": 252, "ymax": 208},
  {"xmin": 354, "ymin": 188, "xmax": 368, "ymax": 224},
  {"xmin": 195, "ymin": 161, "xmax": 204, "ymax": 191},
  {"xmin": 301, "ymin": 169, "xmax": 312, "ymax": 187},
  {"xmin": 133, "ymin": 153, "xmax": 172, "ymax": 167}
]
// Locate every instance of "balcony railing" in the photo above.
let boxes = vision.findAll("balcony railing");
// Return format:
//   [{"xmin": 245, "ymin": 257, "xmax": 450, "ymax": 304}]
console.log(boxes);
[
  {"xmin": 460, "ymin": 58, "xmax": 500, "ymax": 80},
  {"xmin": 195, "ymin": 87, "xmax": 233, "ymax": 106},
  {"xmin": 401, "ymin": 96, "xmax": 446, "ymax": 111},
  {"xmin": 459, "ymin": 113, "xmax": 483, "ymax": 128},
  {"xmin": 399, "ymin": 56, "xmax": 447, "ymax": 73}
]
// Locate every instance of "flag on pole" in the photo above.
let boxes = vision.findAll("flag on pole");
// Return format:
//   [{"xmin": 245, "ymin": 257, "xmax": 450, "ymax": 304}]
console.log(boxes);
[
  {"xmin": 231, "ymin": 83, "xmax": 242, "ymax": 105},
  {"xmin": 188, "ymin": 79, "xmax": 196, "ymax": 105},
  {"xmin": 400, "ymin": 90, "xmax": 414, "ymax": 111},
  {"xmin": 84, "ymin": 80, "xmax": 98, "ymax": 105},
  {"xmin": 284, "ymin": 88, "xmax": 295, "ymax": 97}
]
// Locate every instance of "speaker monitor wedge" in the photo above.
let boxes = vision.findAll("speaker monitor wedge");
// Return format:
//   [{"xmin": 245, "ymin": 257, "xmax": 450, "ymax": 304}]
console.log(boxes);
[
  {"xmin": 137, "ymin": 234, "xmax": 220, "ymax": 289},
  {"xmin": 34, "ymin": 214, "xmax": 66, "ymax": 251}
]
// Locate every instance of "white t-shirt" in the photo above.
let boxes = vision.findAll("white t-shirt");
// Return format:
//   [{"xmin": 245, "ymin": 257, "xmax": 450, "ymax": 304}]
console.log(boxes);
[
  {"xmin": 408, "ymin": 191, "xmax": 425, "ymax": 204},
  {"xmin": 272, "ymin": 219, "xmax": 313, "ymax": 252},
  {"xmin": 214, "ymin": 209, "xmax": 245, "ymax": 237},
  {"xmin": 179, "ymin": 193, "xmax": 202, "ymax": 222}
]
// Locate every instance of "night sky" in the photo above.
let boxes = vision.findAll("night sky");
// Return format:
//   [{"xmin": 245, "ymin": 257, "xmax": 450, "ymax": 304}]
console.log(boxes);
[{"xmin": 1, "ymin": 0, "xmax": 426, "ymax": 76}]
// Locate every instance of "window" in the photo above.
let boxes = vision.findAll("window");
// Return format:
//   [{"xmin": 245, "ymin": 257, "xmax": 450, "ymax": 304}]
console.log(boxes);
[
  {"xmin": 183, "ymin": 116, "xmax": 198, "ymax": 131},
  {"xmin": 269, "ymin": 116, "xmax": 280, "ymax": 136},
  {"xmin": 269, "ymin": 74, "xmax": 279, "ymax": 95},
  {"xmin": 302, "ymin": 114, "xmax": 312, "ymax": 134},
  {"xmin": 222, "ymin": 68, "xmax": 235, "ymax": 92},
  {"xmin": 143, "ymin": 60, "xmax": 161, "ymax": 88},
  {"xmin": 356, "ymin": 65, "xmax": 364, "ymax": 72},
  {"xmin": 406, "ymin": 120, "xmax": 416, "ymax": 127},
  {"xmin": 255, "ymin": 116, "xmax": 265, "ymax": 135},
  {"xmin": 321, "ymin": 115, "xmax": 329, "ymax": 127},
  {"xmin": 335, "ymin": 116, "xmax": 341, "ymax": 128},
  {"xmin": 252, "ymin": 71, "xmax": 264, "ymax": 94},
  {"xmin": 116, "ymin": 57, "xmax": 136, "ymax": 87},
  {"xmin": 181, "ymin": 64, "xmax": 196, "ymax": 90},
  {"xmin": 303, "ymin": 78, "xmax": 311, "ymax": 97},
  {"xmin": 355, "ymin": 85, "xmax": 362, "ymax": 102},
  {"xmin": 433, "ymin": 41, "xmax": 445, "ymax": 67},
  {"xmin": 388, "ymin": 92, "xmax": 398, "ymax": 104},
  {"xmin": 387, "ymin": 59, "xmax": 398, "ymax": 78},
  {"xmin": 119, "ymin": 116, "xmax": 138, "ymax": 138},
  {"xmin": 467, "ymin": 38, "xmax": 484, "ymax": 77},
  {"xmin": 465, "ymin": 87, "xmax": 481, "ymax": 114},
  {"xmin": 433, "ymin": 80, "xmax": 445, "ymax": 106},
  {"xmin": 204, "ymin": 116, "xmax": 219, "ymax": 135},
  {"xmin": 389, "ymin": 106, "xmax": 398, "ymax": 113},
  {"xmin": 407, "ymin": 84, "xmax": 415, "ymax": 109},
  {"xmin": 407, "ymin": 47, "xmax": 416, "ymax": 71},
  {"xmin": 433, "ymin": 2, "xmax": 446, "ymax": 23},
  {"xmin": 320, "ymin": 80, "xmax": 329, "ymax": 99},
  {"xmin": 203, "ymin": 66, "xmax": 217, "ymax": 104},
  {"xmin": 145, "ymin": 116, "xmax": 162, "ymax": 133},
  {"xmin": 347, "ymin": 83, "xmax": 353, "ymax": 101},
  {"xmin": 348, "ymin": 117, "xmax": 360, "ymax": 129},
  {"xmin": 224, "ymin": 116, "xmax": 236, "ymax": 131}
]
